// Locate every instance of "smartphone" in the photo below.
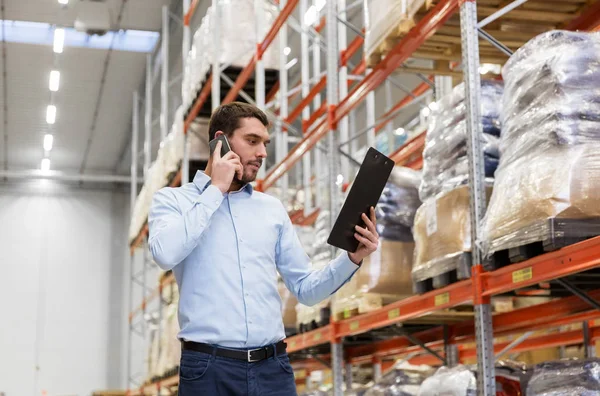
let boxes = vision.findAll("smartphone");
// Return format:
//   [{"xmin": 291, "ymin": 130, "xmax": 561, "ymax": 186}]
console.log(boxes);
[{"xmin": 209, "ymin": 134, "xmax": 231, "ymax": 157}]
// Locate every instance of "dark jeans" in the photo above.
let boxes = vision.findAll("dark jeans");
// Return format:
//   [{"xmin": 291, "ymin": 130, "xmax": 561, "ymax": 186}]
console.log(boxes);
[{"xmin": 178, "ymin": 347, "xmax": 298, "ymax": 396}]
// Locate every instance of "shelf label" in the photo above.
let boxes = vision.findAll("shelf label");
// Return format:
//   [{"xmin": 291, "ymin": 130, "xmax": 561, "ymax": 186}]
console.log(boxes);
[
  {"xmin": 435, "ymin": 292, "xmax": 450, "ymax": 306},
  {"xmin": 289, "ymin": 340, "xmax": 297, "ymax": 349},
  {"xmin": 388, "ymin": 308, "xmax": 400, "ymax": 320},
  {"xmin": 313, "ymin": 332, "xmax": 322, "ymax": 341},
  {"xmin": 343, "ymin": 308, "xmax": 351, "ymax": 319},
  {"xmin": 512, "ymin": 267, "xmax": 533, "ymax": 284},
  {"xmin": 350, "ymin": 321, "xmax": 360, "ymax": 331}
]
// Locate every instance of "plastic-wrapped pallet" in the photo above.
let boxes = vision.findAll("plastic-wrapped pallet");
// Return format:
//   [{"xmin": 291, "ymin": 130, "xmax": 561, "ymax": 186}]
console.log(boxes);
[
  {"xmin": 156, "ymin": 284, "xmax": 181, "ymax": 376},
  {"xmin": 418, "ymin": 365, "xmax": 476, "ymax": 396},
  {"xmin": 182, "ymin": 0, "xmax": 280, "ymax": 110},
  {"xmin": 364, "ymin": 0, "xmax": 429, "ymax": 66},
  {"xmin": 332, "ymin": 167, "xmax": 420, "ymax": 319},
  {"xmin": 412, "ymin": 185, "xmax": 492, "ymax": 290},
  {"xmin": 480, "ymin": 31, "xmax": 600, "ymax": 257},
  {"xmin": 420, "ymin": 81, "xmax": 503, "ymax": 202},
  {"xmin": 527, "ymin": 359, "xmax": 600, "ymax": 395},
  {"xmin": 365, "ymin": 362, "xmax": 433, "ymax": 396}
]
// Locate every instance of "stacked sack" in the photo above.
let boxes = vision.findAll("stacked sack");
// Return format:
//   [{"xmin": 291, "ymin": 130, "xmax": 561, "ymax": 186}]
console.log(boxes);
[
  {"xmin": 527, "ymin": 359, "xmax": 600, "ymax": 395},
  {"xmin": 418, "ymin": 365, "xmax": 476, "ymax": 396},
  {"xmin": 364, "ymin": 0, "xmax": 429, "ymax": 66},
  {"xmin": 412, "ymin": 81, "xmax": 502, "ymax": 288},
  {"xmin": 182, "ymin": 0, "xmax": 280, "ymax": 110},
  {"xmin": 331, "ymin": 167, "xmax": 420, "ymax": 319},
  {"xmin": 129, "ymin": 107, "xmax": 185, "ymax": 242},
  {"xmin": 481, "ymin": 30, "xmax": 600, "ymax": 256}
]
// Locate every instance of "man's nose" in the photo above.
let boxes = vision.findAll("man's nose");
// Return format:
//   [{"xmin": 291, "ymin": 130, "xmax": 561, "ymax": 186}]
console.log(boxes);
[{"xmin": 257, "ymin": 144, "xmax": 267, "ymax": 159}]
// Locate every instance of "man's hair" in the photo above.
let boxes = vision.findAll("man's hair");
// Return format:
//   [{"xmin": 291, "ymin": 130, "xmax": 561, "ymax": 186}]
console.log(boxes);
[{"xmin": 208, "ymin": 102, "xmax": 269, "ymax": 141}]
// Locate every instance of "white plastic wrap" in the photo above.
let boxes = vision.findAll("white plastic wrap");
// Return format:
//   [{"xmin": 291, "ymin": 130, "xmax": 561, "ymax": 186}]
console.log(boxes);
[
  {"xmin": 182, "ymin": 0, "xmax": 280, "ymax": 110},
  {"xmin": 364, "ymin": 0, "xmax": 427, "ymax": 62},
  {"xmin": 418, "ymin": 365, "xmax": 476, "ymax": 396},
  {"xmin": 364, "ymin": 362, "xmax": 433, "ymax": 396},
  {"xmin": 480, "ymin": 31, "xmax": 600, "ymax": 256},
  {"xmin": 420, "ymin": 81, "xmax": 503, "ymax": 201},
  {"xmin": 527, "ymin": 359, "xmax": 600, "ymax": 395}
]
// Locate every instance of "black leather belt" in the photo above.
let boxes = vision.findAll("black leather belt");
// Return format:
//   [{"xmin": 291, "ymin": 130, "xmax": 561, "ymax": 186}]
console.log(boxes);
[{"xmin": 182, "ymin": 340, "xmax": 287, "ymax": 363}]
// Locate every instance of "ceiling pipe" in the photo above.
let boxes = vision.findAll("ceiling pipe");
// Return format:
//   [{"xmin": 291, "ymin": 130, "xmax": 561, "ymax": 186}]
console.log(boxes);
[{"xmin": 0, "ymin": 169, "xmax": 141, "ymax": 184}]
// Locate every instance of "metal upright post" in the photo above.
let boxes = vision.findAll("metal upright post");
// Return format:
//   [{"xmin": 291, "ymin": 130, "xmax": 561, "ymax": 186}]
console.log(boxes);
[
  {"xmin": 372, "ymin": 357, "xmax": 382, "ymax": 382},
  {"xmin": 363, "ymin": 6, "xmax": 376, "ymax": 149},
  {"xmin": 434, "ymin": 75, "xmax": 453, "ymax": 101},
  {"xmin": 160, "ymin": 5, "xmax": 169, "ymax": 142},
  {"xmin": 326, "ymin": 0, "xmax": 343, "ymax": 392},
  {"xmin": 337, "ymin": 0, "xmax": 350, "ymax": 182},
  {"xmin": 279, "ymin": 0, "xmax": 289, "ymax": 204},
  {"xmin": 584, "ymin": 321, "xmax": 596, "ymax": 358},
  {"xmin": 131, "ymin": 91, "xmax": 139, "ymax": 213},
  {"xmin": 255, "ymin": 0, "xmax": 267, "ymax": 180},
  {"xmin": 384, "ymin": 80, "xmax": 394, "ymax": 153},
  {"xmin": 144, "ymin": 55, "xmax": 153, "ymax": 178},
  {"xmin": 300, "ymin": 0, "xmax": 312, "ymax": 214},
  {"xmin": 212, "ymin": 0, "xmax": 221, "ymax": 111},
  {"xmin": 182, "ymin": 0, "xmax": 191, "ymax": 184},
  {"xmin": 460, "ymin": 1, "xmax": 495, "ymax": 394},
  {"xmin": 312, "ymin": 30, "xmax": 323, "ymax": 209},
  {"xmin": 349, "ymin": 110, "xmax": 357, "ymax": 160},
  {"xmin": 345, "ymin": 362, "xmax": 353, "ymax": 391}
]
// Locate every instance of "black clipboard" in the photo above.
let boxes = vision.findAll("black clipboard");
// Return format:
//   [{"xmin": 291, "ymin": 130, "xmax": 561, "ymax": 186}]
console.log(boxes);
[{"xmin": 327, "ymin": 147, "xmax": 395, "ymax": 252}]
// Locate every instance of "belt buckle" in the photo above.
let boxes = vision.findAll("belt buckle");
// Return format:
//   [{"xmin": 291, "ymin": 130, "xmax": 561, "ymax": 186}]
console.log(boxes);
[{"xmin": 247, "ymin": 348, "xmax": 262, "ymax": 363}]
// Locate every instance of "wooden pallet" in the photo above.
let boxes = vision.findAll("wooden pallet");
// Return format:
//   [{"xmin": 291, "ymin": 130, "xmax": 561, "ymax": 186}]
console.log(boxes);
[
  {"xmin": 413, "ymin": 252, "xmax": 472, "ymax": 294},
  {"xmin": 487, "ymin": 217, "xmax": 600, "ymax": 271},
  {"xmin": 370, "ymin": 0, "xmax": 593, "ymax": 75}
]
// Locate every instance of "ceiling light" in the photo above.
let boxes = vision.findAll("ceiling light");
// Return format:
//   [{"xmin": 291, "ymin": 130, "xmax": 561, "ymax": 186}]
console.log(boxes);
[
  {"xmin": 315, "ymin": 0, "xmax": 326, "ymax": 11},
  {"xmin": 44, "ymin": 134, "xmax": 54, "ymax": 152},
  {"xmin": 284, "ymin": 47, "xmax": 291, "ymax": 56},
  {"xmin": 336, "ymin": 174, "xmax": 344, "ymax": 186},
  {"xmin": 41, "ymin": 158, "xmax": 51, "ymax": 173},
  {"xmin": 421, "ymin": 107, "xmax": 431, "ymax": 117},
  {"xmin": 394, "ymin": 128, "xmax": 405, "ymax": 136},
  {"xmin": 49, "ymin": 70, "xmax": 60, "ymax": 92},
  {"xmin": 46, "ymin": 105, "xmax": 56, "ymax": 124},
  {"xmin": 53, "ymin": 28, "xmax": 65, "ymax": 53},
  {"xmin": 58, "ymin": 0, "xmax": 69, "ymax": 4}
]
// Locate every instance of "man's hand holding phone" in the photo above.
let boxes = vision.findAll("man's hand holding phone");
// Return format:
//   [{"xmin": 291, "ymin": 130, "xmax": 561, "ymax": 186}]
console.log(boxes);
[{"xmin": 211, "ymin": 140, "xmax": 243, "ymax": 193}]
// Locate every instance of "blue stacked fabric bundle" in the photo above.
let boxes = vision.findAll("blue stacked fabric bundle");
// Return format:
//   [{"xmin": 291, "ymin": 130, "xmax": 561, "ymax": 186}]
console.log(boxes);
[
  {"xmin": 419, "ymin": 81, "xmax": 503, "ymax": 201},
  {"xmin": 375, "ymin": 167, "xmax": 422, "ymax": 242}
]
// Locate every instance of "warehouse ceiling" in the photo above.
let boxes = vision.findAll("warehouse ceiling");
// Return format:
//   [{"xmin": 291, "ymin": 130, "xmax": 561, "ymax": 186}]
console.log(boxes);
[{"xmin": 0, "ymin": 0, "xmax": 171, "ymax": 177}]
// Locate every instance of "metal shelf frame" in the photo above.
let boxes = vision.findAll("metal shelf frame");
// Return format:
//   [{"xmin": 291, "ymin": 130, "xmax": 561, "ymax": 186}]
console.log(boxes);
[{"xmin": 126, "ymin": 0, "xmax": 600, "ymax": 394}]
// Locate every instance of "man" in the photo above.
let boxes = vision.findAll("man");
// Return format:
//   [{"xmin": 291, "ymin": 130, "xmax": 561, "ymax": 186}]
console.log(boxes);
[{"xmin": 148, "ymin": 102, "xmax": 379, "ymax": 395}]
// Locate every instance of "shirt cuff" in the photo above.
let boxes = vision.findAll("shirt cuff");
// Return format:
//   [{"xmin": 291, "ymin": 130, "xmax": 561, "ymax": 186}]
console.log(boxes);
[
  {"xmin": 330, "ymin": 252, "xmax": 360, "ymax": 281},
  {"xmin": 197, "ymin": 184, "xmax": 225, "ymax": 211}
]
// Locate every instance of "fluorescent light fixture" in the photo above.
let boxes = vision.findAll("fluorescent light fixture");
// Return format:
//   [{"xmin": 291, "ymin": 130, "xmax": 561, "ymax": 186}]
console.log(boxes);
[
  {"xmin": 49, "ymin": 70, "xmax": 60, "ymax": 91},
  {"xmin": 394, "ymin": 128, "xmax": 406, "ymax": 136},
  {"xmin": 284, "ymin": 46, "xmax": 291, "ymax": 56},
  {"xmin": 58, "ymin": 0, "xmax": 69, "ymax": 4},
  {"xmin": 41, "ymin": 158, "xmax": 51, "ymax": 172},
  {"xmin": 315, "ymin": 0, "xmax": 326, "ymax": 11},
  {"xmin": 304, "ymin": 5, "xmax": 318, "ymax": 26},
  {"xmin": 44, "ymin": 134, "xmax": 54, "ymax": 151},
  {"xmin": 53, "ymin": 28, "xmax": 65, "ymax": 53},
  {"xmin": 46, "ymin": 105, "xmax": 56, "ymax": 124}
]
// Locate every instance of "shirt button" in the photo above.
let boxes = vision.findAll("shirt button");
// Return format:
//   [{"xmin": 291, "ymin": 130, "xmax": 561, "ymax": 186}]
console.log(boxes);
[
  {"xmin": 214, "ymin": 200, "xmax": 219, "ymax": 205},
  {"xmin": 239, "ymin": 238, "xmax": 243, "ymax": 243},
  {"xmin": 245, "ymin": 293, "xmax": 249, "ymax": 296},
  {"xmin": 249, "ymin": 320, "xmax": 253, "ymax": 324}
]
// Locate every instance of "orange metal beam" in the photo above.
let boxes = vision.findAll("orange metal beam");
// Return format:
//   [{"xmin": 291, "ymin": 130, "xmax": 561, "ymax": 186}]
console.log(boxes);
[
  {"xmin": 389, "ymin": 132, "xmax": 426, "ymax": 166},
  {"xmin": 565, "ymin": 0, "xmax": 600, "ymax": 31},
  {"xmin": 261, "ymin": 0, "xmax": 459, "ymax": 191},
  {"xmin": 374, "ymin": 80, "xmax": 432, "ymax": 133},
  {"xmin": 184, "ymin": 75, "xmax": 213, "ymax": 133},
  {"xmin": 341, "ymin": 33, "xmax": 365, "ymax": 66},
  {"xmin": 287, "ymin": 326, "xmax": 332, "ymax": 353},
  {"xmin": 184, "ymin": 0, "xmax": 201, "ymax": 26},
  {"xmin": 287, "ymin": 76, "xmax": 327, "ymax": 127},
  {"xmin": 222, "ymin": 0, "xmax": 299, "ymax": 104},
  {"xmin": 482, "ymin": 236, "xmax": 600, "ymax": 296}
]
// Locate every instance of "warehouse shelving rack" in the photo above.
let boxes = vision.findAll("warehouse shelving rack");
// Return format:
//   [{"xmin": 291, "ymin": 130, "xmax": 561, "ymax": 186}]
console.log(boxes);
[{"xmin": 126, "ymin": 0, "xmax": 600, "ymax": 395}]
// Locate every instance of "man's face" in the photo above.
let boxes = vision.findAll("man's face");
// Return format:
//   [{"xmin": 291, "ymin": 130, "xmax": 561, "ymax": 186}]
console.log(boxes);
[{"xmin": 217, "ymin": 117, "xmax": 270, "ymax": 184}]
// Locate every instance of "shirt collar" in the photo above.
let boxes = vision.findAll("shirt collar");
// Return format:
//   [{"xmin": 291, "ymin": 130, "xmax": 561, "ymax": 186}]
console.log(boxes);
[{"xmin": 192, "ymin": 170, "xmax": 253, "ymax": 195}]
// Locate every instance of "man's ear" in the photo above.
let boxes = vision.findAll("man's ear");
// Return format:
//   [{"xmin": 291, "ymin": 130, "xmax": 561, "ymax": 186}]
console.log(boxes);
[{"xmin": 214, "ymin": 130, "xmax": 224, "ymax": 138}]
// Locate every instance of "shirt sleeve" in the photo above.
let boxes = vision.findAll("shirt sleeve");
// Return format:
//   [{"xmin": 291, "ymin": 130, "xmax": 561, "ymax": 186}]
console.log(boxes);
[
  {"xmin": 148, "ymin": 184, "xmax": 224, "ymax": 270},
  {"xmin": 275, "ymin": 204, "xmax": 360, "ymax": 307}
]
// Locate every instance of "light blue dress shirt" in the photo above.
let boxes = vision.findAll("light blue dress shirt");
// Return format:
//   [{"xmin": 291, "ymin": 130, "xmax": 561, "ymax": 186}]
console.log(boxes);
[{"xmin": 148, "ymin": 171, "xmax": 359, "ymax": 348}]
